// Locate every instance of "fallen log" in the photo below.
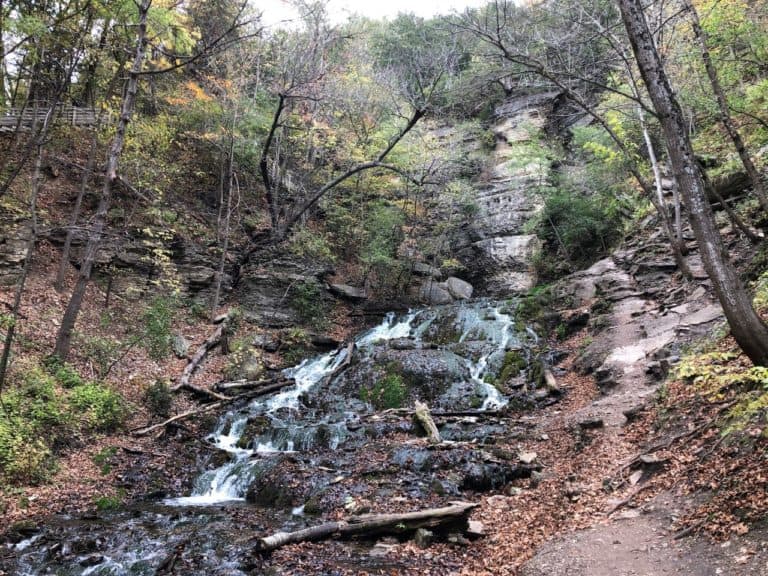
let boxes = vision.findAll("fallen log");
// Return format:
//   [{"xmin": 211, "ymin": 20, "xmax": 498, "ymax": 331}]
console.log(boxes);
[
  {"xmin": 254, "ymin": 501, "xmax": 478, "ymax": 553},
  {"xmin": 414, "ymin": 401, "xmax": 441, "ymax": 443},
  {"xmin": 131, "ymin": 401, "xmax": 227, "ymax": 437},
  {"xmin": 131, "ymin": 381, "xmax": 302, "ymax": 437},
  {"xmin": 173, "ymin": 313, "xmax": 233, "ymax": 395},
  {"xmin": 214, "ymin": 376, "xmax": 292, "ymax": 393}
]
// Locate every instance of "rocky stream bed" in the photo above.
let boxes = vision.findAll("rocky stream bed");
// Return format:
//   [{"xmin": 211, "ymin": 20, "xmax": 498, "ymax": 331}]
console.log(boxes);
[{"xmin": 5, "ymin": 300, "xmax": 563, "ymax": 575}]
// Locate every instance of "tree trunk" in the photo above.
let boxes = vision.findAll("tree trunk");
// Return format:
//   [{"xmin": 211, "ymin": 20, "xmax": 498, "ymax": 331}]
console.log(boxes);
[
  {"xmin": 681, "ymin": 0, "xmax": 768, "ymax": 215},
  {"xmin": 53, "ymin": 0, "xmax": 151, "ymax": 361},
  {"xmin": 55, "ymin": 129, "xmax": 99, "ymax": 291},
  {"xmin": 618, "ymin": 0, "xmax": 768, "ymax": 366},
  {"xmin": 0, "ymin": 132, "xmax": 45, "ymax": 391},
  {"xmin": 211, "ymin": 110, "xmax": 237, "ymax": 318},
  {"xmin": 254, "ymin": 501, "xmax": 478, "ymax": 552}
]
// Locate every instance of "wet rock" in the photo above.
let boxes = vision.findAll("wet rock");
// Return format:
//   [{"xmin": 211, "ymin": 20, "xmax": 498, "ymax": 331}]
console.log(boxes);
[
  {"xmin": 234, "ymin": 350, "xmax": 264, "ymax": 381},
  {"xmin": 235, "ymin": 416, "xmax": 270, "ymax": 450},
  {"xmin": 414, "ymin": 528, "xmax": 434, "ymax": 549},
  {"xmin": 253, "ymin": 332, "xmax": 280, "ymax": 352},
  {"xmin": 461, "ymin": 462, "xmax": 538, "ymax": 491},
  {"xmin": 577, "ymin": 417, "xmax": 604, "ymax": 430},
  {"xmin": 595, "ymin": 366, "xmax": 620, "ymax": 393},
  {"xmin": 622, "ymin": 405, "xmax": 645, "ymax": 423},
  {"xmin": 530, "ymin": 470, "xmax": 545, "ymax": 488},
  {"xmin": 309, "ymin": 333, "xmax": 341, "ymax": 349},
  {"xmin": 446, "ymin": 277, "xmax": 474, "ymax": 300},
  {"xmin": 79, "ymin": 554, "xmax": 104, "ymax": 567},
  {"xmin": 6, "ymin": 520, "xmax": 39, "ymax": 543},
  {"xmin": 246, "ymin": 475, "xmax": 299, "ymax": 509},
  {"xmin": 329, "ymin": 283, "xmax": 367, "ymax": 301},
  {"xmin": 388, "ymin": 338, "xmax": 418, "ymax": 350},
  {"xmin": 419, "ymin": 282, "xmax": 454, "ymax": 305}
]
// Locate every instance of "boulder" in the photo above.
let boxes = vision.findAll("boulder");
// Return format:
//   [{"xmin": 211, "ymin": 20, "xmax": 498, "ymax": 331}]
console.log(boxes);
[
  {"xmin": 419, "ymin": 282, "xmax": 454, "ymax": 305},
  {"xmin": 446, "ymin": 277, "xmax": 474, "ymax": 300},
  {"xmin": 172, "ymin": 334, "xmax": 190, "ymax": 358},
  {"xmin": 412, "ymin": 262, "xmax": 442, "ymax": 278},
  {"xmin": 329, "ymin": 283, "xmax": 367, "ymax": 301}
]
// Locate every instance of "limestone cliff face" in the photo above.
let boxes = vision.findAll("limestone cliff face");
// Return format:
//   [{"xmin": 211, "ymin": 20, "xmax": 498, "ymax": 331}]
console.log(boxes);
[{"xmin": 455, "ymin": 93, "xmax": 558, "ymax": 297}]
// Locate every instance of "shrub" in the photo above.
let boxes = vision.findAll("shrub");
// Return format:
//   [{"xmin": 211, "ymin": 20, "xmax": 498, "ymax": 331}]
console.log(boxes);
[
  {"xmin": 0, "ymin": 421, "xmax": 55, "ymax": 484},
  {"xmin": 141, "ymin": 296, "xmax": 175, "ymax": 360},
  {"xmin": 144, "ymin": 379, "xmax": 172, "ymax": 417},
  {"xmin": 93, "ymin": 490, "xmax": 124, "ymax": 512},
  {"xmin": 290, "ymin": 280, "xmax": 327, "ymax": 327},
  {"xmin": 54, "ymin": 363, "xmax": 84, "ymax": 389},
  {"xmin": 533, "ymin": 187, "xmax": 624, "ymax": 277},
  {"xmin": 360, "ymin": 372, "xmax": 407, "ymax": 409},
  {"xmin": 69, "ymin": 383, "xmax": 126, "ymax": 432},
  {"xmin": 0, "ymin": 366, "xmax": 63, "ymax": 484}
]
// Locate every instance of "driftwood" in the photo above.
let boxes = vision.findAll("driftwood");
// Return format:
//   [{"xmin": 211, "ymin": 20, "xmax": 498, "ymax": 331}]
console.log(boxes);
[
  {"xmin": 132, "ymin": 378, "xmax": 302, "ymax": 437},
  {"xmin": 131, "ymin": 400, "xmax": 227, "ymax": 437},
  {"xmin": 214, "ymin": 376, "xmax": 292, "ymax": 393},
  {"xmin": 543, "ymin": 369, "xmax": 559, "ymax": 391},
  {"xmin": 172, "ymin": 313, "xmax": 233, "ymax": 398},
  {"xmin": 414, "ymin": 401, "xmax": 441, "ymax": 443},
  {"xmin": 254, "ymin": 501, "xmax": 479, "ymax": 553}
]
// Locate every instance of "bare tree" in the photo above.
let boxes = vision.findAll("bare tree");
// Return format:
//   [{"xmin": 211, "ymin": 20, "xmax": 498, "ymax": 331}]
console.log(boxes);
[
  {"xmin": 256, "ymin": 7, "xmax": 457, "ymax": 242},
  {"xmin": 618, "ymin": 0, "xmax": 768, "ymax": 366}
]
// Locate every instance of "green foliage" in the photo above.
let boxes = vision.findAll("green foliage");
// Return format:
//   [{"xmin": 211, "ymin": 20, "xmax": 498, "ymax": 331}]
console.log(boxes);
[
  {"xmin": 141, "ymin": 297, "xmax": 176, "ymax": 360},
  {"xmin": 360, "ymin": 372, "xmax": 407, "ymax": 410},
  {"xmin": 0, "ymin": 365, "xmax": 64, "ymax": 484},
  {"xmin": 496, "ymin": 350, "xmax": 527, "ymax": 384},
  {"xmin": 532, "ymin": 185, "xmax": 625, "ymax": 279},
  {"xmin": 93, "ymin": 489, "xmax": 125, "ymax": 512},
  {"xmin": 287, "ymin": 227, "xmax": 338, "ymax": 264},
  {"xmin": 53, "ymin": 363, "xmax": 85, "ymax": 389},
  {"xmin": 290, "ymin": 280, "xmax": 327, "ymax": 328},
  {"xmin": 360, "ymin": 202, "xmax": 407, "ymax": 294},
  {"xmin": 144, "ymin": 379, "xmax": 172, "ymax": 418},
  {"xmin": 515, "ymin": 285, "xmax": 555, "ymax": 324},
  {"xmin": 69, "ymin": 383, "xmax": 126, "ymax": 432},
  {"xmin": 79, "ymin": 334, "xmax": 124, "ymax": 378}
]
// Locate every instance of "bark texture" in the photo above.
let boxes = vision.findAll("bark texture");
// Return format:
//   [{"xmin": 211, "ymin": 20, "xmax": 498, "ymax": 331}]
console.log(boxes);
[{"xmin": 618, "ymin": 0, "xmax": 768, "ymax": 366}]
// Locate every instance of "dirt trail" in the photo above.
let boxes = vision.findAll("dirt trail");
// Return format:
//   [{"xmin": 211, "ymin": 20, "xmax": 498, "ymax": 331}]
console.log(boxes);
[{"xmin": 521, "ymin": 242, "xmax": 768, "ymax": 576}]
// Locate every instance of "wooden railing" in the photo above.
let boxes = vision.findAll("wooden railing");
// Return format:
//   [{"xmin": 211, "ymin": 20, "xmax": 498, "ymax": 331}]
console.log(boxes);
[{"xmin": 0, "ymin": 105, "xmax": 97, "ymax": 131}]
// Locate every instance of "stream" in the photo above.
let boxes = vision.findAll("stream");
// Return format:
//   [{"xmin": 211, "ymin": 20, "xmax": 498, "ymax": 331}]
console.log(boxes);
[{"xmin": 7, "ymin": 300, "xmax": 552, "ymax": 575}]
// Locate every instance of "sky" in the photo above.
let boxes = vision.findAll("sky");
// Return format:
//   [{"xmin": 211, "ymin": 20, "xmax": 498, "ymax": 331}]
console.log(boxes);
[{"xmin": 255, "ymin": 0, "xmax": 491, "ymax": 27}]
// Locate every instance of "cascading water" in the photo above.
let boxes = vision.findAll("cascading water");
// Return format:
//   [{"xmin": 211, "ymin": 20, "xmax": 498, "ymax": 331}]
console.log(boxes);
[{"xmin": 166, "ymin": 311, "xmax": 424, "ymax": 506}]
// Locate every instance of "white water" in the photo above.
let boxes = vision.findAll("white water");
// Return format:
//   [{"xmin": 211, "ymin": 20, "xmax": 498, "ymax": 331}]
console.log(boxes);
[
  {"xmin": 456, "ymin": 304, "xmax": 516, "ymax": 410},
  {"xmin": 166, "ymin": 311, "xmax": 423, "ymax": 506},
  {"xmin": 166, "ymin": 304, "xmax": 521, "ymax": 506}
]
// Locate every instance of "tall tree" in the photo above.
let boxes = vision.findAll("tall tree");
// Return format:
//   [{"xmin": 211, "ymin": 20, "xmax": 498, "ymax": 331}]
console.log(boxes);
[
  {"xmin": 680, "ymin": 0, "xmax": 768, "ymax": 216},
  {"xmin": 54, "ymin": 0, "xmax": 152, "ymax": 361},
  {"xmin": 618, "ymin": 0, "xmax": 768, "ymax": 366}
]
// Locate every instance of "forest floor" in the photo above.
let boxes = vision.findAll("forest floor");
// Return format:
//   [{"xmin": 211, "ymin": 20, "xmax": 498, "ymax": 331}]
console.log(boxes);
[{"xmin": 3, "ymin": 231, "xmax": 768, "ymax": 575}]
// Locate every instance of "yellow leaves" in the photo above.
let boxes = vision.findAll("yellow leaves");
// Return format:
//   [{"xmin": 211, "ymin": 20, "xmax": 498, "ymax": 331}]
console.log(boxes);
[
  {"xmin": 185, "ymin": 80, "xmax": 212, "ymax": 102},
  {"xmin": 163, "ymin": 81, "xmax": 211, "ymax": 107}
]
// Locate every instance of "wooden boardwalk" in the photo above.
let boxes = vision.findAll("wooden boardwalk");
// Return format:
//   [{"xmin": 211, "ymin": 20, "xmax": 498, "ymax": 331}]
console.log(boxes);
[{"xmin": 0, "ymin": 105, "xmax": 97, "ymax": 131}]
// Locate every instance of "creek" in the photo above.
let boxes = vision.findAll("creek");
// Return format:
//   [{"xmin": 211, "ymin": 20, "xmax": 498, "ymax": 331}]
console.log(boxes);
[{"xmin": 8, "ymin": 300, "xmax": 551, "ymax": 575}]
